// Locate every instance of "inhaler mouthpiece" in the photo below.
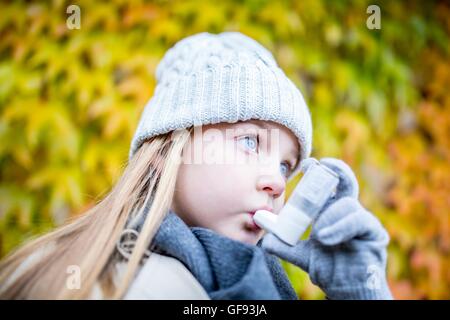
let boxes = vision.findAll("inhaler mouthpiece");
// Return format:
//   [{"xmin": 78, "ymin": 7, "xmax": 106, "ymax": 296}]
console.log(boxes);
[{"xmin": 254, "ymin": 158, "xmax": 339, "ymax": 246}]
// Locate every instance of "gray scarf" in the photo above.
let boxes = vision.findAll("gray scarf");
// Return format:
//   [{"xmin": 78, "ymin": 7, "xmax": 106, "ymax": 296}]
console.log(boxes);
[{"xmin": 141, "ymin": 211, "xmax": 298, "ymax": 300}]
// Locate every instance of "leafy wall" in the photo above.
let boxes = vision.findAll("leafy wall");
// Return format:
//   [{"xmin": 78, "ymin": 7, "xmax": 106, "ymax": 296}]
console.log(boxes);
[{"xmin": 0, "ymin": 0, "xmax": 449, "ymax": 299}]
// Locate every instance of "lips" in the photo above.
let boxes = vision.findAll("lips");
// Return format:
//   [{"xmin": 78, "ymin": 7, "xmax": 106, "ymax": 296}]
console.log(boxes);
[
  {"xmin": 249, "ymin": 205, "xmax": 273, "ymax": 216},
  {"xmin": 247, "ymin": 206, "xmax": 273, "ymax": 231},
  {"xmin": 246, "ymin": 215, "xmax": 261, "ymax": 231}
]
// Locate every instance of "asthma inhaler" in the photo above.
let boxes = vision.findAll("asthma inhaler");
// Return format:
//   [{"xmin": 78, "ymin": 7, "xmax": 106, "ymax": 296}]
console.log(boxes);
[{"xmin": 253, "ymin": 158, "xmax": 340, "ymax": 246}]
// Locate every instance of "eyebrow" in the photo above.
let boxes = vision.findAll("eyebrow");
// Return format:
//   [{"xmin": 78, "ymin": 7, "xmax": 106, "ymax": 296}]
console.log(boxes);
[
  {"xmin": 235, "ymin": 119, "xmax": 272, "ymax": 131},
  {"xmin": 245, "ymin": 119, "xmax": 270, "ymax": 130}
]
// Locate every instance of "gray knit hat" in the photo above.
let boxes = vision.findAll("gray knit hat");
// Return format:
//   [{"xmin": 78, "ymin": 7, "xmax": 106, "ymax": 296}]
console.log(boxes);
[{"xmin": 130, "ymin": 32, "xmax": 313, "ymax": 176}]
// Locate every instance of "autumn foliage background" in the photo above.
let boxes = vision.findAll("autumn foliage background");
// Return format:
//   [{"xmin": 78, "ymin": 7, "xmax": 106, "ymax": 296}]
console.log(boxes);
[{"xmin": 0, "ymin": 0, "xmax": 449, "ymax": 299}]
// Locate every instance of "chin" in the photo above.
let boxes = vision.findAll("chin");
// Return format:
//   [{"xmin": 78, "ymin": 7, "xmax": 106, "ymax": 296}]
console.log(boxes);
[{"xmin": 233, "ymin": 229, "xmax": 263, "ymax": 245}]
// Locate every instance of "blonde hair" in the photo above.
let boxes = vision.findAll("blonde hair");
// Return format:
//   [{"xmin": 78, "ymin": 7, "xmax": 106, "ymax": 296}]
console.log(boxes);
[{"xmin": 0, "ymin": 128, "xmax": 192, "ymax": 299}]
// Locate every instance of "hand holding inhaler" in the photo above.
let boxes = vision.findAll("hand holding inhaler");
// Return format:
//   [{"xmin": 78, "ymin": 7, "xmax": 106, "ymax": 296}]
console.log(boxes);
[
  {"xmin": 254, "ymin": 158, "xmax": 339, "ymax": 246},
  {"xmin": 255, "ymin": 157, "xmax": 393, "ymax": 299}
]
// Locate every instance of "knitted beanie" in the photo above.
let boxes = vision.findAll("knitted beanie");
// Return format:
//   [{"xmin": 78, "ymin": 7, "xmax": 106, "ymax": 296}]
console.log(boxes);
[{"xmin": 129, "ymin": 32, "xmax": 313, "ymax": 177}]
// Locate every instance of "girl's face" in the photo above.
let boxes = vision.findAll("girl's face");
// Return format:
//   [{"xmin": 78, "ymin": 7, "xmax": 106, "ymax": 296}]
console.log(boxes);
[{"xmin": 171, "ymin": 120, "xmax": 300, "ymax": 245}]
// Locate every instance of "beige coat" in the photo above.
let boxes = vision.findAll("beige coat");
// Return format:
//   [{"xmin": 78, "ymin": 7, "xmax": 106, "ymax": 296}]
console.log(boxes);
[
  {"xmin": 91, "ymin": 252, "xmax": 210, "ymax": 300},
  {"xmin": 5, "ymin": 245, "xmax": 210, "ymax": 300}
]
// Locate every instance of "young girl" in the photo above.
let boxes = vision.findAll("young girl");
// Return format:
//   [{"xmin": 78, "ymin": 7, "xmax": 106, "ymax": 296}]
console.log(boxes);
[{"xmin": 0, "ymin": 32, "xmax": 392, "ymax": 300}]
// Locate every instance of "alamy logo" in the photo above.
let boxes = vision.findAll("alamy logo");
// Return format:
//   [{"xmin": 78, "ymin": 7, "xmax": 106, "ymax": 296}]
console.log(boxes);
[
  {"xmin": 366, "ymin": 5, "xmax": 381, "ymax": 30},
  {"xmin": 366, "ymin": 264, "xmax": 382, "ymax": 290},
  {"xmin": 66, "ymin": 5, "xmax": 81, "ymax": 30},
  {"xmin": 66, "ymin": 265, "xmax": 81, "ymax": 290}
]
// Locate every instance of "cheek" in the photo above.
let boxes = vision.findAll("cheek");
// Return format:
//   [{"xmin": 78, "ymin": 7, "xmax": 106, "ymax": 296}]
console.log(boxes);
[
  {"xmin": 173, "ymin": 163, "xmax": 250, "ymax": 226},
  {"xmin": 215, "ymin": 164, "xmax": 252, "ymax": 196}
]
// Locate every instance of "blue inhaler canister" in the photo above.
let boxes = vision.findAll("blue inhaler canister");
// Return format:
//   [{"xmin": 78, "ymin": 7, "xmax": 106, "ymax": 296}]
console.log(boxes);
[{"xmin": 253, "ymin": 158, "xmax": 339, "ymax": 246}]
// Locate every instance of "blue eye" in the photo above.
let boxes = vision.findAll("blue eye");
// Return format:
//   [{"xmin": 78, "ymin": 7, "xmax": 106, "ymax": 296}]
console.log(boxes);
[
  {"xmin": 238, "ymin": 135, "xmax": 258, "ymax": 152},
  {"xmin": 280, "ymin": 162, "xmax": 291, "ymax": 178}
]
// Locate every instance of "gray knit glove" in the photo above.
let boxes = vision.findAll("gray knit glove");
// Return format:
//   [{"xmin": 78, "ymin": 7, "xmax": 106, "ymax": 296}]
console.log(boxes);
[{"xmin": 262, "ymin": 158, "xmax": 393, "ymax": 299}]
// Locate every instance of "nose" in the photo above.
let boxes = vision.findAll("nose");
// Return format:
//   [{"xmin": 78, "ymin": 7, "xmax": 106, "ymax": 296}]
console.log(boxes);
[{"xmin": 256, "ymin": 168, "xmax": 285, "ymax": 199}]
